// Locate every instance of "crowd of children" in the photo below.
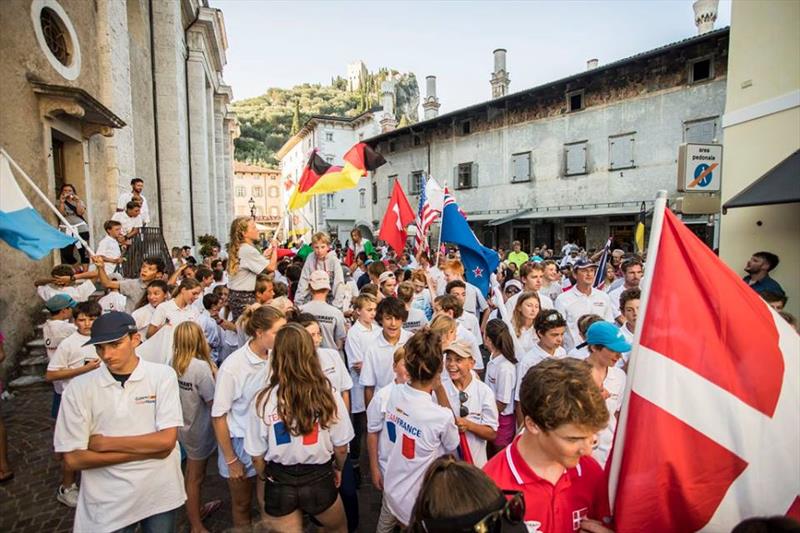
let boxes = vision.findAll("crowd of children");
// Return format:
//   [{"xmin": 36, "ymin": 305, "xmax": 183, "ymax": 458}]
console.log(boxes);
[{"xmin": 25, "ymin": 216, "xmax": 665, "ymax": 533}]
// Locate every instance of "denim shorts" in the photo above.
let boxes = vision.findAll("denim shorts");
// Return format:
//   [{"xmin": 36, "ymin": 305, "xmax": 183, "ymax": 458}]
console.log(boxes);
[{"xmin": 216, "ymin": 437, "xmax": 256, "ymax": 479}]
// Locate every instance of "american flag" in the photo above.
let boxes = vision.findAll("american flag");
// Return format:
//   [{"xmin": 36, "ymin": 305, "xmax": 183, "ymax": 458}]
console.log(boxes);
[
  {"xmin": 414, "ymin": 176, "xmax": 438, "ymax": 254},
  {"xmin": 593, "ymin": 236, "xmax": 613, "ymax": 289}
]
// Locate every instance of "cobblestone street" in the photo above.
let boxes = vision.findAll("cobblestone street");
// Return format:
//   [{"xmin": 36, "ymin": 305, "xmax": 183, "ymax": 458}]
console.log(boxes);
[{"xmin": 0, "ymin": 385, "xmax": 382, "ymax": 533}]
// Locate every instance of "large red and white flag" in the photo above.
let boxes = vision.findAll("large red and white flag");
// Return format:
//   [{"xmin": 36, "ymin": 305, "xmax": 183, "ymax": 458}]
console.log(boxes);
[
  {"xmin": 379, "ymin": 179, "xmax": 416, "ymax": 254},
  {"xmin": 608, "ymin": 199, "xmax": 800, "ymax": 532}
]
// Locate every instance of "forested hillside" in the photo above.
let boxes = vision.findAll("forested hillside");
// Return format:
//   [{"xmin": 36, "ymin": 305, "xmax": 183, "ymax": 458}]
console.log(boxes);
[{"xmin": 232, "ymin": 69, "xmax": 419, "ymax": 166}]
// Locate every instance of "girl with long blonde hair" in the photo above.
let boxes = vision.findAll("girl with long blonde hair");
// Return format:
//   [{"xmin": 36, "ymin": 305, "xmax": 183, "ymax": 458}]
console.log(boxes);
[
  {"xmin": 245, "ymin": 323, "xmax": 352, "ymax": 533},
  {"xmin": 226, "ymin": 216, "xmax": 278, "ymax": 321},
  {"xmin": 171, "ymin": 322, "xmax": 218, "ymax": 533}
]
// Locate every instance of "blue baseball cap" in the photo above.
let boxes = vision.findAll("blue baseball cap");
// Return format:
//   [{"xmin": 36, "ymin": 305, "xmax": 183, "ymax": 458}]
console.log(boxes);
[
  {"xmin": 585, "ymin": 321, "xmax": 632, "ymax": 353},
  {"xmin": 82, "ymin": 311, "xmax": 138, "ymax": 346},
  {"xmin": 45, "ymin": 294, "xmax": 77, "ymax": 313},
  {"xmin": 572, "ymin": 259, "xmax": 598, "ymax": 270}
]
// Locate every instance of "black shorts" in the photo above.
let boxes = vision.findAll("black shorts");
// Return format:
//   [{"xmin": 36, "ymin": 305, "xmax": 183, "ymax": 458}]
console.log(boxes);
[{"xmin": 263, "ymin": 460, "xmax": 338, "ymax": 517}]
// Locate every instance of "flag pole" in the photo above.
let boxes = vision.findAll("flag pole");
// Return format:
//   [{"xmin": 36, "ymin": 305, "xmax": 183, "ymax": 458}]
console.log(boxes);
[
  {"xmin": 607, "ymin": 189, "xmax": 668, "ymax": 509},
  {"xmin": 0, "ymin": 147, "xmax": 95, "ymax": 255}
]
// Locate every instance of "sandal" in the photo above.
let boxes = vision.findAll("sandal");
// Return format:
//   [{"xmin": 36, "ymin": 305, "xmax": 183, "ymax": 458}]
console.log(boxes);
[{"xmin": 199, "ymin": 499, "xmax": 222, "ymax": 520}]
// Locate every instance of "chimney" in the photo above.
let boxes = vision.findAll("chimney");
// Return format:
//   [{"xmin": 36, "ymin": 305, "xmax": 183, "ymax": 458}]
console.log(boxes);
[
  {"xmin": 422, "ymin": 75, "xmax": 441, "ymax": 120},
  {"xmin": 693, "ymin": 0, "xmax": 718, "ymax": 35},
  {"xmin": 380, "ymin": 80, "xmax": 397, "ymax": 132},
  {"xmin": 586, "ymin": 58, "xmax": 599, "ymax": 70},
  {"xmin": 490, "ymin": 48, "xmax": 510, "ymax": 99}
]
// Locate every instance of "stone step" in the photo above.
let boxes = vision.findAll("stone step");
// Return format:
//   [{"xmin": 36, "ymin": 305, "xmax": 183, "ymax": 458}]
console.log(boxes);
[
  {"xmin": 26, "ymin": 338, "xmax": 45, "ymax": 349},
  {"xmin": 19, "ymin": 355, "xmax": 49, "ymax": 367},
  {"xmin": 8, "ymin": 375, "xmax": 48, "ymax": 389}
]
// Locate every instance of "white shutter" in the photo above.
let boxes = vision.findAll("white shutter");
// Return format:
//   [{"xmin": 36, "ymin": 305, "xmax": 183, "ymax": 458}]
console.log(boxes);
[
  {"xmin": 471, "ymin": 162, "xmax": 478, "ymax": 188},
  {"xmin": 609, "ymin": 133, "xmax": 635, "ymax": 170},
  {"xmin": 565, "ymin": 142, "xmax": 587, "ymax": 176}
]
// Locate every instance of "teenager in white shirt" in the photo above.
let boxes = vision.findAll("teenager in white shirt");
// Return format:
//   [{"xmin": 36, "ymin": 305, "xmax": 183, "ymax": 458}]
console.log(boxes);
[
  {"xmin": 483, "ymin": 319, "xmax": 518, "ymax": 454},
  {"xmin": 98, "ymin": 289, "xmax": 127, "ymax": 314},
  {"xmin": 360, "ymin": 297, "xmax": 412, "ymax": 407},
  {"xmin": 117, "ymin": 177, "xmax": 151, "ymax": 224},
  {"xmin": 43, "ymin": 294, "xmax": 77, "ymax": 362},
  {"xmin": 445, "ymin": 280, "xmax": 482, "ymax": 343},
  {"xmin": 131, "ymin": 280, "xmax": 169, "ymax": 338},
  {"xmin": 409, "ymin": 269, "xmax": 434, "ymax": 320},
  {"xmin": 35, "ymin": 264, "xmax": 96, "ymax": 304},
  {"xmin": 95, "ymin": 220, "xmax": 124, "ymax": 276},
  {"xmin": 245, "ymin": 323, "xmax": 353, "ymax": 533},
  {"xmin": 53, "ymin": 312, "xmax": 185, "ymax": 532},
  {"xmin": 432, "ymin": 295, "xmax": 484, "ymax": 371},
  {"xmin": 147, "ymin": 278, "xmax": 203, "ymax": 338},
  {"xmin": 510, "ymin": 291, "xmax": 541, "ymax": 358},
  {"xmin": 226, "ymin": 217, "xmax": 278, "ymax": 320},
  {"xmin": 567, "ymin": 313, "xmax": 604, "ymax": 359},
  {"xmin": 397, "ymin": 281, "xmax": 429, "ymax": 332},
  {"xmin": 211, "ymin": 305, "xmax": 286, "ymax": 529},
  {"xmin": 381, "ymin": 329, "xmax": 460, "ymax": 528},
  {"xmin": 617, "ymin": 288, "xmax": 640, "ymax": 370},
  {"xmin": 555, "ymin": 260, "xmax": 617, "ymax": 352},
  {"xmin": 171, "ymin": 321, "xmax": 220, "ymax": 533},
  {"xmin": 45, "ymin": 301, "xmax": 102, "ymax": 508},
  {"xmin": 583, "ymin": 322, "xmax": 630, "ymax": 468},
  {"xmin": 443, "ymin": 342, "xmax": 498, "ymax": 468},
  {"xmin": 504, "ymin": 262, "xmax": 554, "ymax": 315},
  {"xmin": 540, "ymin": 259, "xmax": 564, "ymax": 302},
  {"xmin": 111, "ymin": 201, "xmax": 144, "ymax": 240}
]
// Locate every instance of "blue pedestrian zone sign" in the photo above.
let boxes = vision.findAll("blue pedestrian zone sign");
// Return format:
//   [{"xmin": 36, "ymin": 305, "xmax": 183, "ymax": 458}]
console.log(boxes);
[{"xmin": 678, "ymin": 143, "xmax": 723, "ymax": 192}]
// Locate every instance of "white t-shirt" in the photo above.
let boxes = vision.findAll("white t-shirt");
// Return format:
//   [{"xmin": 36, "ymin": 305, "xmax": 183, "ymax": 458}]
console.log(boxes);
[
  {"xmin": 593, "ymin": 366, "xmax": 627, "ymax": 468},
  {"xmin": 37, "ymin": 281, "xmax": 96, "ymax": 304},
  {"xmin": 47, "ymin": 332, "xmax": 100, "ymax": 394},
  {"xmin": 512, "ymin": 325, "xmax": 537, "ymax": 361},
  {"xmin": 463, "ymin": 282, "xmax": 488, "ymax": 316},
  {"xmin": 318, "ymin": 347, "xmax": 353, "ymax": 395},
  {"xmin": 403, "ymin": 307, "xmax": 429, "ymax": 333},
  {"xmin": 485, "ymin": 354, "xmax": 516, "ymax": 416},
  {"xmin": 365, "ymin": 381, "xmax": 402, "ymax": 476},
  {"xmin": 515, "ymin": 344, "xmax": 568, "ymax": 401},
  {"xmin": 360, "ymin": 329, "xmax": 413, "ymax": 391},
  {"xmin": 117, "ymin": 192, "xmax": 150, "ymax": 224},
  {"xmin": 456, "ymin": 324, "xmax": 484, "ymax": 370},
  {"xmin": 554, "ymin": 286, "xmax": 616, "ymax": 352},
  {"xmin": 618, "ymin": 323, "xmax": 634, "ymax": 369},
  {"xmin": 443, "ymin": 377, "xmax": 498, "ymax": 467},
  {"xmin": 111, "ymin": 211, "xmax": 144, "ymax": 235},
  {"xmin": 98, "ymin": 291, "xmax": 128, "ymax": 314},
  {"xmin": 300, "ymin": 300, "xmax": 347, "ymax": 350},
  {"xmin": 150, "ymin": 299, "xmax": 200, "ymax": 329},
  {"xmin": 96, "ymin": 235, "xmax": 122, "ymax": 275},
  {"xmin": 345, "ymin": 320, "xmax": 381, "ymax": 414},
  {"xmin": 457, "ymin": 311, "xmax": 482, "ymax": 343},
  {"xmin": 244, "ymin": 384, "xmax": 354, "ymax": 465},
  {"xmin": 53, "ymin": 358, "xmax": 185, "ymax": 532},
  {"xmin": 383, "ymin": 384, "xmax": 460, "ymax": 526},
  {"xmin": 44, "ymin": 319, "xmax": 77, "ymax": 360},
  {"xmin": 211, "ymin": 343, "xmax": 270, "ymax": 438},
  {"xmin": 132, "ymin": 304, "xmax": 157, "ymax": 338},
  {"xmin": 228, "ymin": 244, "xmax": 269, "ymax": 291}
]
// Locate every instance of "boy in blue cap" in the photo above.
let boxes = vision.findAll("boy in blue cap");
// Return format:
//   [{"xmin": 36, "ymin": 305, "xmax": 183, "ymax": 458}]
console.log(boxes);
[
  {"xmin": 43, "ymin": 294, "xmax": 78, "ymax": 362},
  {"xmin": 54, "ymin": 312, "xmax": 186, "ymax": 531},
  {"xmin": 583, "ymin": 321, "xmax": 631, "ymax": 467}
]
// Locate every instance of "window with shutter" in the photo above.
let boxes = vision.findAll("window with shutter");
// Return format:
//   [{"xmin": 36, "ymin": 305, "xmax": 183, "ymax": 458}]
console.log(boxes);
[
  {"xmin": 456, "ymin": 163, "xmax": 473, "ymax": 189},
  {"xmin": 564, "ymin": 142, "xmax": 587, "ymax": 176},
  {"xmin": 371, "ymin": 180, "xmax": 377, "ymax": 204},
  {"xmin": 683, "ymin": 117, "xmax": 718, "ymax": 144},
  {"xmin": 410, "ymin": 171, "xmax": 423, "ymax": 195},
  {"xmin": 609, "ymin": 133, "xmax": 635, "ymax": 170},
  {"xmin": 387, "ymin": 175, "xmax": 397, "ymax": 198},
  {"xmin": 511, "ymin": 152, "xmax": 531, "ymax": 182}
]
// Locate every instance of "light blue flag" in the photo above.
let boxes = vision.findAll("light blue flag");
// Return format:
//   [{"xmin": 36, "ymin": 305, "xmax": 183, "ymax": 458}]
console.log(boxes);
[{"xmin": 0, "ymin": 152, "xmax": 77, "ymax": 260}]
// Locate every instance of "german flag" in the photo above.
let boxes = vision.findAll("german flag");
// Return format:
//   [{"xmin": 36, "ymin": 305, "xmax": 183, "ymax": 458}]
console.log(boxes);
[{"xmin": 287, "ymin": 143, "xmax": 386, "ymax": 211}]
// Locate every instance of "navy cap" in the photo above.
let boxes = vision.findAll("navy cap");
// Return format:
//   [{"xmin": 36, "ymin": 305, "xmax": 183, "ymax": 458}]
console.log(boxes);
[
  {"xmin": 46, "ymin": 294, "xmax": 77, "ymax": 313},
  {"xmin": 585, "ymin": 321, "xmax": 632, "ymax": 353},
  {"xmin": 572, "ymin": 259, "xmax": 598, "ymax": 270},
  {"xmin": 82, "ymin": 311, "xmax": 138, "ymax": 346}
]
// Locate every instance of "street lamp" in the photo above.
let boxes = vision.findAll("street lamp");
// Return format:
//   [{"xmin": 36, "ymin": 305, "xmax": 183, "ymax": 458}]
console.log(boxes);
[{"xmin": 248, "ymin": 197, "xmax": 256, "ymax": 220}]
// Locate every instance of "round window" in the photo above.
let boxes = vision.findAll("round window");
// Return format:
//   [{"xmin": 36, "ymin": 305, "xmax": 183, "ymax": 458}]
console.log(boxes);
[{"xmin": 31, "ymin": 0, "xmax": 81, "ymax": 80}]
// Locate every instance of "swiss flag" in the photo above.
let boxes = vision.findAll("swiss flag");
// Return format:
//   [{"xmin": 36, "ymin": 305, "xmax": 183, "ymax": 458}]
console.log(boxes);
[
  {"xmin": 379, "ymin": 180, "xmax": 415, "ymax": 254},
  {"xmin": 608, "ymin": 206, "xmax": 800, "ymax": 531}
]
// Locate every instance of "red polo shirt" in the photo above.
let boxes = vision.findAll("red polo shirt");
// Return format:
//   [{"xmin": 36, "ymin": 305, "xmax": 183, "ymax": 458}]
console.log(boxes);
[{"xmin": 483, "ymin": 436, "xmax": 611, "ymax": 532}]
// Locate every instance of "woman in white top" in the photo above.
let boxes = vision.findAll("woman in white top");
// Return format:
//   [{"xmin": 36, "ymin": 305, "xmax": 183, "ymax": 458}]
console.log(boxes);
[
  {"xmin": 147, "ymin": 278, "xmax": 202, "ymax": 338},
  {"xmin": 131, "ymin": 281, "xmax": 168, "ymax": 338},
  {"xmin": 245, "ymin": 323, "xmax": 353, "ymax": 533},
  {"xmin": 483, "ymin": 319, "xmax": 518, "ymax": 454},
  {"xmin": 510, "ymin": 291, "xmax": 541, "ymax": 356},
  {"xmin": 226, "ymin": 217, "xmax": 278, "ymax": 320},
  {"xmin": 171, "ymin": 322, "xmax": 218, "ymax": 533},
  {"xmin": 211, "ymin": 305, "xmax": 286, "ymax": 529}
]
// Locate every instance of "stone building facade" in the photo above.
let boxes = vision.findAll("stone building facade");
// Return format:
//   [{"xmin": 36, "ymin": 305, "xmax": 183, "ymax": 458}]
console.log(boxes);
[
  {"xmin": 0, "ymin": 0, "xmax": 237, "ymax": 363},
  {"xmin": 366, "ymin": 28, "xmax": 729, "ymax": 252},
  {"xmin": 277, "ymin": 110, "xmax": 382, "ymax": 245},
  {"xmin": 232, "ymin": 162, "xmax": 283, "ymax": 233}
]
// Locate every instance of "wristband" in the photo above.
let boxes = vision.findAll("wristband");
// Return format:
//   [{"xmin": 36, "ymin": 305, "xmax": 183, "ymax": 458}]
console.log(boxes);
[{"xmin": 225, "ymin": 456, "xmax": 238, "ymax": 465}]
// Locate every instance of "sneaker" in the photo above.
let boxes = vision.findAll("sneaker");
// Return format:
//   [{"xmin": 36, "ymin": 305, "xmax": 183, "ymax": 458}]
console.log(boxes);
[{"xmin": 57, "ymin": 484, "xmax": 79, "ymax": 508}]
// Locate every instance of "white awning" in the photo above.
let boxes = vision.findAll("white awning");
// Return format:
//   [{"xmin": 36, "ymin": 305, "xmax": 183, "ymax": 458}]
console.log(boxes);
[{"xmin": 521, "ymin": 204, "xmax": 642, "ymax": 220}]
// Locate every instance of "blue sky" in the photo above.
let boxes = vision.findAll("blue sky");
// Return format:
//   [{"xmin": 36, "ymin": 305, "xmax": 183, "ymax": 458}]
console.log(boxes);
[{"xmin": 217, "ymin": 0, "xmax": 731, "ymax": 113}]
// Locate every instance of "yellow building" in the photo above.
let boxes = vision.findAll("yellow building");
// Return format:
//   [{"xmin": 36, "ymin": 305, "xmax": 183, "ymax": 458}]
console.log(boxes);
[
  {"xmin": 719, "ymin": 0, "xmax": 800, "ymax": 317},
  {"xmin": 233, "ymin": 162, "xmax": 283, "ymax": 234}
]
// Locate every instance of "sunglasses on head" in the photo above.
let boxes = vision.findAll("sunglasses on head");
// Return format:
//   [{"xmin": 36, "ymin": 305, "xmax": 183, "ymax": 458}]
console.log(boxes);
[{"xmin": 421, "ymin": 490, "xmax": 525, "ymax": 533}]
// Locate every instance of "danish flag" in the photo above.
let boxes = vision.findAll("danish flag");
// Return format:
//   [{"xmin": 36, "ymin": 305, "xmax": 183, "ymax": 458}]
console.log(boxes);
[{"xmin": 607, "ymin": 205, "xmax": 800, "ymax": 531}]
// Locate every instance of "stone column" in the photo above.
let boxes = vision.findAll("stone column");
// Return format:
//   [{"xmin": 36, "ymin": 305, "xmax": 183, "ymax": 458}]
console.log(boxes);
[
  {"xmin": 213, "ymin": 96, "xmax": 226, "ymax": 239},
  {"xmin": 206, "ymin": 85, "xmax": 218, "ymax": 239},
  {"xmin": 186, "ymin": 52, "xmax": 211, "ymax": 239},
  {"xmin": 223, "ymin": 115, "xmax": 238, "ymax": 235},
  {"xmin": 151, "ymin": 0, "xmax": 191, "ymax": 246}
]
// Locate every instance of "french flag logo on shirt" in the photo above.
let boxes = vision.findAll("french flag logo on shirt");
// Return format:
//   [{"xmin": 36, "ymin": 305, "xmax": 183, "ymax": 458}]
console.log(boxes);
[
  {"xmin": 274, "ymin": 422, "xmax": 319, "ymax": 446},
  {"xmin": 402, "ymin": 434, "xmax": 415, "ymax": 459},
  {"xmin": 386, "ymin": 421, "xmax": 397, "ymax": 443}
]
